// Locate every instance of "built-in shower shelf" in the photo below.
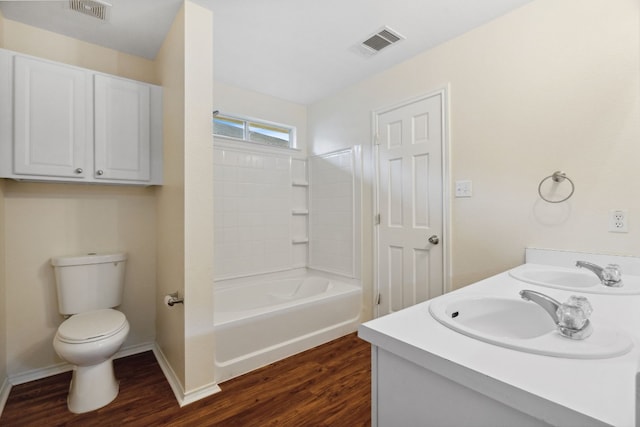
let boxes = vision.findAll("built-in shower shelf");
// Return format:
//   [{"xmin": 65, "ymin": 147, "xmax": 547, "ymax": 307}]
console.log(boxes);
[{"xmin": 291, "ymin": 158, "xmax": 309, "ymax": 267}]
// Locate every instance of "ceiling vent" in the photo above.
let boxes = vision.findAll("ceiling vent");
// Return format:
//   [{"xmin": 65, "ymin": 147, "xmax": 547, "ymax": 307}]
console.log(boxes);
[
  {"xmin": 357, "ymin": 26, "xmax": 405, "ymax": 56},
  {"xmin": 69, "ymin": 0, "xmax": 111, "ymax": 21}
]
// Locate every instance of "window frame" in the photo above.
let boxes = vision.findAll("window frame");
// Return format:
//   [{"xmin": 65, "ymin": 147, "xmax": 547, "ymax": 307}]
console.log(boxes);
[{"xmin": 213, "ymin": 112, "xmax": 297, "ymax": 150}]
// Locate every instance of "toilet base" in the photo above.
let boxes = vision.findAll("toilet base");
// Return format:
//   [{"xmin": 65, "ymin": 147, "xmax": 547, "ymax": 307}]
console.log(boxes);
[{"xmin": 67, "ymin": 358, "xmax": 119, "ymax": 414}]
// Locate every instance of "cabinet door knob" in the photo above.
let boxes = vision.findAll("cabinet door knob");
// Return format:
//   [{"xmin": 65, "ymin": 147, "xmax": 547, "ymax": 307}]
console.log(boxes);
[
  {"xmin": 96, "ymin": 170, "xmax": 104, "ymax": 176},
  {"xmin": 75, "ymin": 168, "xmax": 83, "ymax": 174}
]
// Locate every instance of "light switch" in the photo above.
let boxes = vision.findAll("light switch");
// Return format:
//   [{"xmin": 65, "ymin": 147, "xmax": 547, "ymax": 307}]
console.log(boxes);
[{"xmin": 455, "ymin": 180, "xmax": 472, "ymax": 198}]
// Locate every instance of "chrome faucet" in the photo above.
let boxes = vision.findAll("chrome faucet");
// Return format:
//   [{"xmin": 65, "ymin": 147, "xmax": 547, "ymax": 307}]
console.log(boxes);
[
  {"xmin": 519, "ymin": 289, "xmax": 560, "ymax": 324},
  {"xmin": 575, "ymin": 261, "xmax": 622, "ymax": 287},
  {"xmin": 519, "ymin": 289, "xmax": 593, "ymax": 340}
]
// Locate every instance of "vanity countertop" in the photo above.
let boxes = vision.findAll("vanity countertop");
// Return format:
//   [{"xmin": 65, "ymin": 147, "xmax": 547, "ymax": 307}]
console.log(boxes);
[{"xmin": 359, "ymin": 251, "xmax": 640, "ymax": 426}]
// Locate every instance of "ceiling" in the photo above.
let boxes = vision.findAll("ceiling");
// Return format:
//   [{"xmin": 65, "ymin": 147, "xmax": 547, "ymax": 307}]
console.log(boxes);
[{"xmin": 0, "ymin": 0, "xmax": 536, "ymax": 105}]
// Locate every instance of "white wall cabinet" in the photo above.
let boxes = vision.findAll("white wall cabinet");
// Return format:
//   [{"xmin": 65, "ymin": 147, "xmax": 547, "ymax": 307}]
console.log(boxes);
[
  {"xmin": 94, "ymin": 74, "xmax": 151, "ymax": 182},
  {"xmin": 0, "ymin": 49, "xmax": 162, "ymax": 185},
  {"xmin": 13, "ymin": 55, "xmax": 90, "ymax": 179}
]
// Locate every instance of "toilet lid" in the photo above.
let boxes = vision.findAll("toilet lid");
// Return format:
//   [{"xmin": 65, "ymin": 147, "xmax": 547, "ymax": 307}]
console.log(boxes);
[{"xmin": 57, "ymin": 309, "xmax": 127, "ymax": 343}]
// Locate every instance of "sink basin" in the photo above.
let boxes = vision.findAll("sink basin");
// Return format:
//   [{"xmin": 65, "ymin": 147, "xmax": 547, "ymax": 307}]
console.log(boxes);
[
  {"xmin": 429, "ymin": 294, "xmax": 633, "ymax": 359},
  {"xmin": 509, "ymin": 264, "xmax": 640, "ymax": 295}
]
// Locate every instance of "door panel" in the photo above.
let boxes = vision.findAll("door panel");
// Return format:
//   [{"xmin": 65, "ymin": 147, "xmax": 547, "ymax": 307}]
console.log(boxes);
[
  {"xmin": 388, "ymin": 158, "xmax": 403, "ymax": 226},
  {"xmin": 377, "ymin": 93, "xmax": 444, "ymax": 317},
  {"xmin": 388, "ymin": 245, "xmax": 404, "ymax": 312}
]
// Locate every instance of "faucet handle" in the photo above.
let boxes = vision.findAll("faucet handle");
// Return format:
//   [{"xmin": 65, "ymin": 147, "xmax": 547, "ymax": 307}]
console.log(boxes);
[
  {"xmin": 556, "ymin": 295, "xmax": 593, "ymax": 330},
  {"xmin": 603, "ymin": 264, "xmax": 622, "ymax": 284}
]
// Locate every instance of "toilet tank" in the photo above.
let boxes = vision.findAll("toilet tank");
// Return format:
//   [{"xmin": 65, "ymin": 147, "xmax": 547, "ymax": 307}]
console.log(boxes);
[{"xmin": 51, "ymin": 252, "xmax": 127, "ymax": 315}]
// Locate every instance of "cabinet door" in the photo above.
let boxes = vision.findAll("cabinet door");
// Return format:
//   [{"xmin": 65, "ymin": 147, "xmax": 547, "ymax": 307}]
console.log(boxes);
[
  {"xmin": 0, "ymin": 50, "xmax": 12, "ymax": 176},
  {"xmin": 13, "ymin": 56, "xmax": 88, "ymax": 178},
  {"xmin": 94, "ymin": 75, "xmax": 150, "ymax": 182}
]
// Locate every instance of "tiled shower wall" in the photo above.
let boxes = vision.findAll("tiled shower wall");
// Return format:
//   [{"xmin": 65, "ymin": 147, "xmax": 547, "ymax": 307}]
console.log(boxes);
[
  {"xmin": 213, "ymin": 143, "xmax": 300, "ymax": 279},
  {"xmin": 213, "ymin": 142, "xmax": 356, "ymax": 280},
  {"xmin": 309, "ymin": 149, "xmax": 354, "ymax": 277}
]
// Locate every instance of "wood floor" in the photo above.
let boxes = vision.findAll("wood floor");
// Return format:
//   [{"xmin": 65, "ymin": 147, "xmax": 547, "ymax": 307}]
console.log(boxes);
[{"xmin": 1, "ymin": 333, "xmax": 371, "ymax": 426}]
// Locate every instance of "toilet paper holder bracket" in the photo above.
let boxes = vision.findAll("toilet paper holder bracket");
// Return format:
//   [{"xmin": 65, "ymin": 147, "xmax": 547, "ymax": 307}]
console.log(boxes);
[{"xmin": 166, "ymin": 292, "xmax": 184, "ymax": 306}]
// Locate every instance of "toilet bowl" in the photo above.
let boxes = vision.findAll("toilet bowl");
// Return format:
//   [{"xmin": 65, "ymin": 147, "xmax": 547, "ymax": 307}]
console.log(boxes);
[
  {"xmin": 51, "ymin": 252, "xmax": 129, "ymax": 413},
  {"xmin": 53, "ymin": 309, "xmax": 130, "ymax": 413}
]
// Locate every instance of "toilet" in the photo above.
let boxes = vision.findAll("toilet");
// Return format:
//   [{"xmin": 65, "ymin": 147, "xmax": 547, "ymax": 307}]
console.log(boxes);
[{"xmin": 51, "ymin": 252, "xmax": 130, "ymax": 414}]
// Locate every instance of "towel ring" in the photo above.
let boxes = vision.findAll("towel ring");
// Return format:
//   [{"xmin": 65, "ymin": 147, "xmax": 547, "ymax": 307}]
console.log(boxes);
[{"xmin": 538, "ymin": 171, "xmax": 575, "ymax": 203}]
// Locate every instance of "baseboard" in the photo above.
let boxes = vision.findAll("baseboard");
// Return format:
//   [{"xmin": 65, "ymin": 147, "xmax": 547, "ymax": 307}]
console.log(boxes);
[
  {"xmin": 0, "ymin": 376, "xmax": 12, "ymax": 418},
  {"xmin": 8, "ymin": 361, "xmax": 72, "ymax": 386},
  {"xmin": 4, "ymin": 341, "xmax": 220, "ymax": 409},
  {"xmin": 115, "ymin": 342, "xmax": 155, "ymax": 359},
  {"xmin": 8, "ymin": 341, "xmax": 155, "ymax": 386},
  {"xmin": 181, "ymin": 381, "xmax": 222, "ymax": 407},
  {"xmin": 152, "ymin": 344, "xmax": 221, "ymax": 407}
]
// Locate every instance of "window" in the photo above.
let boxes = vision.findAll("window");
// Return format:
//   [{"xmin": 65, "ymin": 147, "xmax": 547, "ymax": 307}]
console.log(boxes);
[{"xmin": 213, "ymin": 113, "xmax": 296, "ymax": 149}]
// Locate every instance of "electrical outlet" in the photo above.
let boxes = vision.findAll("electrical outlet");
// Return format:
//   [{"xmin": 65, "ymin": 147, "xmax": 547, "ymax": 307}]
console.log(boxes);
[
  {"xmin": 455, "ymin": 180, "xmax": 473, "ymax": 198},
  {"xmin": 609, "ymin": 209, "xmax": 628, "ymax": 233}
]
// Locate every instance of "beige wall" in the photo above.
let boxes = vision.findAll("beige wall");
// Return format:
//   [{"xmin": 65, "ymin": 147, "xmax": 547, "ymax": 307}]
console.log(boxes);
[
  {"xmin": 214, "ymin": 81, "xmax": 308, "ymax": 155},
  {"xmin": 0, "ymin": 6, "xmax": 6, "ymax": 386},
  {"xmin": 5, "ymin": 183, "xmax": 157, "ymax": 375},
  {"xmin": 1, "ymin": 20, "xmax": 158, "ymax": 376},
  {"xmin": 308, "ymin": 0, "xmax": 640, "ymax": 300},
  {"xmin": 0, "ymin": 18, "xmax": 157, "ymax": 84},
  {"xmin": 0, "ymin": 8, "xmax": 5, "ymax": 47},
  {"xmin": 156, "ymin": 1, "xmax": 216, "ymax": 394},
  {"xmin": 183, "ymin": 2, "xmax": 215, "ymax": 393},
  {"xmin": 156, "ymin": 2, "xmax": 187, "ymax": 388},
  {"xmin": 0, "ymin": 179, "xmax": 6, "ymax": 383},
  {"xmin": 1, "ymin": 0, "xmax": 216, "ymax": 395}
]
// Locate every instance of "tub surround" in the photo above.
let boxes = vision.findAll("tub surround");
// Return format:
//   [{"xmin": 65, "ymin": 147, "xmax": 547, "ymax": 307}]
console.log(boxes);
[
  {"xmin": 309, "ymin": 149, "xmax": 357, "ymax": 277},
  {"xmin": 359, "ymin": 249, "xmax": 640, "ymax": 426},
  {"xmin": 213, "ymin": 139, "xmax": 360, "ymax": 282},
  {"xmin": 213, "ymin": 141, "xmax": 300, "ymax": 278}
]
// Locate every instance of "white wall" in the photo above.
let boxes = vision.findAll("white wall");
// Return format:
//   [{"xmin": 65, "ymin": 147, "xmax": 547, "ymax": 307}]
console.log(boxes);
[
  {"xmin": 213, "ymin": 81, "xmax": 308, "ymax": 155},
  {"xmin": 308, "ymin": 0, "xmax": 640, "ymax": 309}
]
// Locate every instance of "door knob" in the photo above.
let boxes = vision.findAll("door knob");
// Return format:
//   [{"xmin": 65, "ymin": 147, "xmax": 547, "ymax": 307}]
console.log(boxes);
[{"xmin": 428, "ymin": 235, "xmax": 439, "ymax": 245}]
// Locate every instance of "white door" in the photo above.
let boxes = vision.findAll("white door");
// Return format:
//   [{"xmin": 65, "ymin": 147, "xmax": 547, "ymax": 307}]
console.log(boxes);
[
  {"xmin": 13, "ymin": 56, "xmax": 89, "ymax": 178},
  {"xmin": 376, "ymin": 93, "xmax": 445, "ymax": 317},
  {"xmin": 94, "ymin": 74, "xmax": 150, "ymax": 182}
]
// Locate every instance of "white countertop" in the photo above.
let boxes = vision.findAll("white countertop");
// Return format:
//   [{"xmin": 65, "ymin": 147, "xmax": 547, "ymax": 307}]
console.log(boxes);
[{"xmin": 359, "ymin": 262, "xmax": 640, "ymax": 426}]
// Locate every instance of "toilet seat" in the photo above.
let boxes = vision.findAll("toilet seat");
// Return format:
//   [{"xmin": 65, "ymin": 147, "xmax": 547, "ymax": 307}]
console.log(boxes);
[{"xmin": 57, "ymin": 309, "xmax": 127, "ymax": 344}]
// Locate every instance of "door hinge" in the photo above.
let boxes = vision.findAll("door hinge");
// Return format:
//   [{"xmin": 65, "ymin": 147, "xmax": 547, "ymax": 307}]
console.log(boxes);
[
  {"xmin": 375, "ymin": 213, "xmax": 380, "ymax": 225},
  {"xmin": 376, "ymin": 293, "xmax": 381, "ymax": 305},
  {"xmin": 374, "ymin": 133, "xmax": 380, "ymax": 145}
]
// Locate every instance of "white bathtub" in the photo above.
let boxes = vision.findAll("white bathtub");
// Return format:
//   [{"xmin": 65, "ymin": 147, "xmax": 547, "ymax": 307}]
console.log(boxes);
[{"xmin": 214, "ymin": 269, "xmax": 362, "ymax": 383}]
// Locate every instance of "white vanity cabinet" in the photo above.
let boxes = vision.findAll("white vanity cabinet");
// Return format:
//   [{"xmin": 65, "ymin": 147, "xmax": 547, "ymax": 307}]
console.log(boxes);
[
  {"xmin": 359, "ymin": 252, "xmax": 640, "ymax": 427},
  {"xmin": 0, "ymin": 49, "xmax": 162, "ymax": 185}
]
